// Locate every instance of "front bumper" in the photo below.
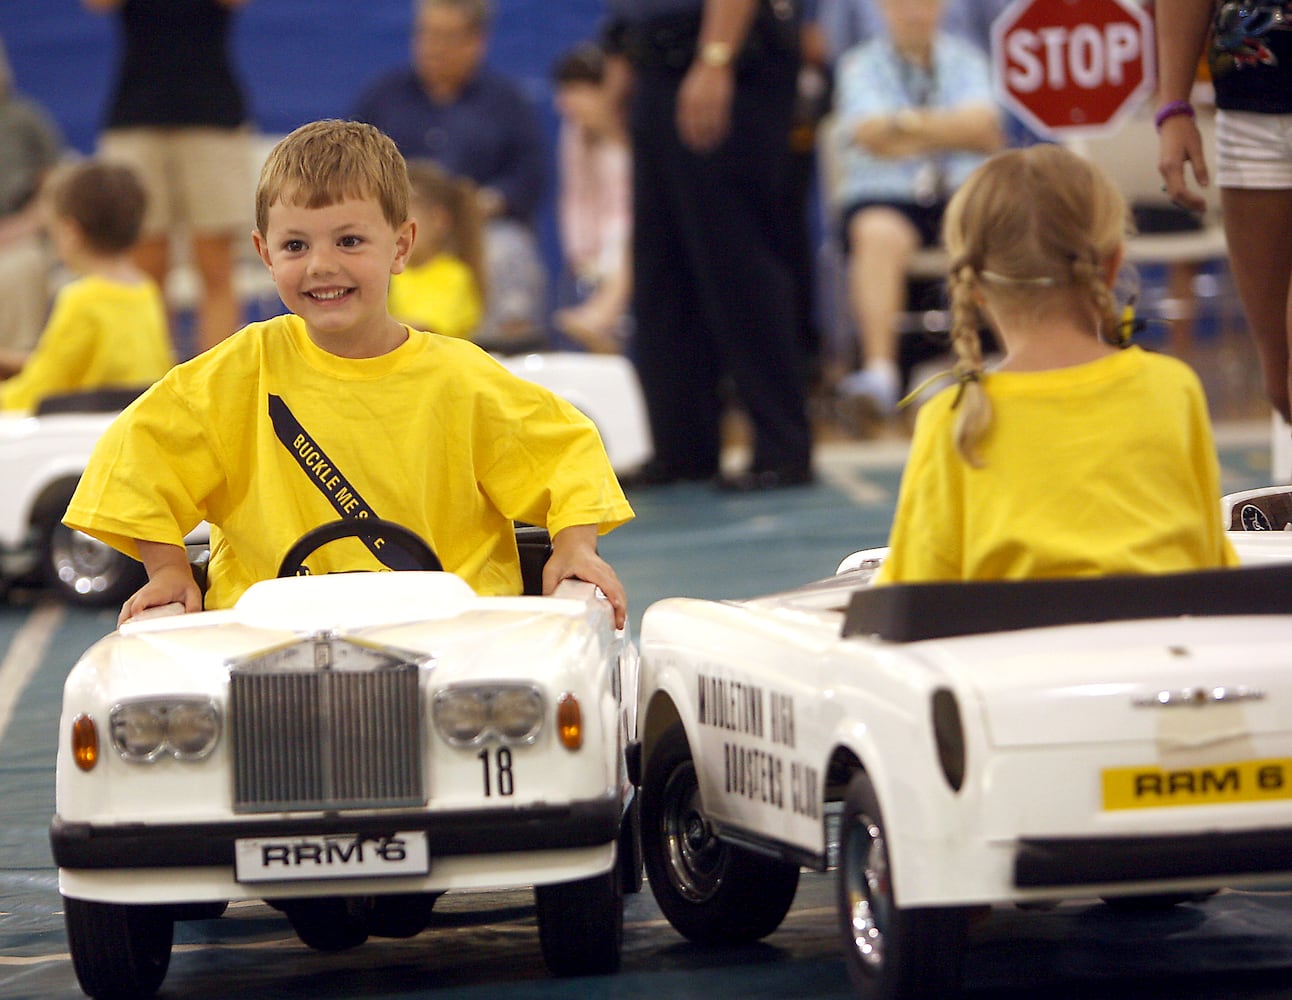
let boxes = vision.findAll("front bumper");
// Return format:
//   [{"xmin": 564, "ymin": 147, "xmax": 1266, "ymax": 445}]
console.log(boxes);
[{"xmin": 51, "ymin": 792, "xmax": 619, "ymax": 871}]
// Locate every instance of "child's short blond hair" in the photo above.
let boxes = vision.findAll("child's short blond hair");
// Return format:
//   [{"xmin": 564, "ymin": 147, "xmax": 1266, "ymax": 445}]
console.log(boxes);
[{"xmin": 255, "ymin": 119, "xmax": 410, "ymax": 235}]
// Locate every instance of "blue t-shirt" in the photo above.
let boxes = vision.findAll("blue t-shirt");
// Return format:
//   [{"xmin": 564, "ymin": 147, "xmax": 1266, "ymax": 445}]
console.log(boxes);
[
  {"xmin": 604, "ymin": 0, "xmax": 702, "ymax": 24},
  {"xmin": 830, "ymin": 32, "xmax": 997, "ymax": 209},
  {"xmin": 351, "ymin": 67, "xmax": 547, "ymax": 223}
]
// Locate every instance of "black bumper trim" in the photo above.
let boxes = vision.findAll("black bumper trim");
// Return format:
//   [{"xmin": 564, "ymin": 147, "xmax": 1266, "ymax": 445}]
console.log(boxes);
[
  {"xmin": 51, "ymin": 793, "xmax": 619, "ymax": 871},
  {"xmin": 1014, "ymin": 826, "xmax": 1292, "ymax": 888}
]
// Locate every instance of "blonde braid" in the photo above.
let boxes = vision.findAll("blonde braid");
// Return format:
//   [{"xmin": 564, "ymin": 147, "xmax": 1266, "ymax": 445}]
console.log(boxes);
[
  {"xmin": 947, "ymin": 264, "xmax": 991, "ymax": 466},
  {"xmin": 1071, "ymin": 254, "xmax": 1122, "ymax": 345}
]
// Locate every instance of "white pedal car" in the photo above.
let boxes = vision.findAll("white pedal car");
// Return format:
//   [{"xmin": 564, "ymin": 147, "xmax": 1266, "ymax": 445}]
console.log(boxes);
[
  {"xmin": 50, "ymin": 521, "xmax": 642, "ymax": 999},
  {"xmin": 636, "ymin": 491, "xmax": 1292, "ymax": 998},
  {"xmin": 0, "ymin": 352, "xmax": 651, "ymax": 606}
]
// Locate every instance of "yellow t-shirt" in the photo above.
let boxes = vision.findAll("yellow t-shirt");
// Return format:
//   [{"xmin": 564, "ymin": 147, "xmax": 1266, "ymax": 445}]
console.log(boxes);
[
  {"xmin": 874, "ymin": 347, "xmax": 1238, "ymax": 584},
  {"xmin": 388, "ymin": 253, "xmax": 483, "ymax": 341},
  {"xmin": 65, "ymin": 314, "xmax": 633, "ymax": 608},
  {"xmin": 0, "ymin": 273, "xmax": 173, "ymax": 411}
]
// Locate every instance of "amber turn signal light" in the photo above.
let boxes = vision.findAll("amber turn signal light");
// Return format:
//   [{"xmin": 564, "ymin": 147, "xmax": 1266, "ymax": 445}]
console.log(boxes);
[
  {"xmin": 72, "ymin": 714, "xmax": 98, "ymax": 772},
  {"xmin": 556, "ymin": 693, "xmax": 582, "ymax": 750}
]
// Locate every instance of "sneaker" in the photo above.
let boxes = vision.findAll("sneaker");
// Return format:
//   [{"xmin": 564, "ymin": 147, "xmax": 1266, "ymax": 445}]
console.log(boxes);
[
  {"xmin": 836, "ymin": 368, "xmax": 900, "ymax": 414},
  {"xmin": 835, "ymin": 368, "xmax": 901, "ymax": 438}
]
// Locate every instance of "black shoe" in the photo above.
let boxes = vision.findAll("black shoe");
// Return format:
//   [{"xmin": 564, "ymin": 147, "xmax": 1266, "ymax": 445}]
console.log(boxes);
[
  {"xmin": 714, "ymin": 465, "xmax": 815, "ymax": 493},
  {"xmin": 619, "ymin": 459, "xmax": 714, "ymax": 490}
]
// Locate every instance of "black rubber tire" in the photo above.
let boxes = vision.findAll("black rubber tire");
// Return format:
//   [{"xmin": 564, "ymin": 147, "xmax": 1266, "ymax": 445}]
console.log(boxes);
[
  {"xmin": 641, "ymin": 722, "xmax": 800, "ymax": 946},
  {"xmin": 166, "ymin": 900, "xmax": 228, "ymax": 922},
  {"xmin": 837, "ymin": 770, "xmax": 968, "ymax": 1000},
  {"xmin": 368, "ymin": 893, "xmax": 439, "ymax": 938},
  {"xmin": 64, "ymin": 896, "xmax": 173, "ymax": 999},
  {"xmin": 1101, "ymin": 889, "xmax": 1218, "ymax": 911},
  {"xmin": 282, "ymin": 897, "xmax": 370, "ymax": 952},
  {"xmin": 535, "ymin": 867, "xmax": 623, "ymax": 976}
]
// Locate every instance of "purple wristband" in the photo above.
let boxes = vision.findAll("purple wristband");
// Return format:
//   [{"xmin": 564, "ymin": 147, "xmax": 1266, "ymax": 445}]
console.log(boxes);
[{"xmin": 1154, "ymin": 100, "xmax": 1195, "ymax": 130}]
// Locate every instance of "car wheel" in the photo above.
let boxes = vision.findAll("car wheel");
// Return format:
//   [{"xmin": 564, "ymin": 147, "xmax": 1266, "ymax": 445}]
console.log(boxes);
[
  {"xmin": 1101, "ymin": 890, "xmax": 1218, "ymax": 911},
  {"xmin": 44, "ymin": 520, "xmax": 146, "ymax": 608},
  {"xmin": 64, "ymin": 896, "xmax": 173, "ymax": 1000},
  {"xmin": 641, "ymin": 722, "xmax": 800, "ymax": 945},
  {"xmin": 368, "ymin": 892, "xmax": 439, "ymax": 938},
  {"xmin": 619, "ymin": 790, "xmax": 644, "ymax": 895},
  {"xmin": 167, "ymin": 900, "xmax": 228, "ymax": 921},
  {"xmin": 282, "ymin": 897, "xmax": 370, "ymax": 951},
  {"xmin": 838, "ymin": 771, "xmax": 968, "ymax": 1000},
  {"xmin": 535, "ymin": 866, "xmax": 623, "ymax": 976}
]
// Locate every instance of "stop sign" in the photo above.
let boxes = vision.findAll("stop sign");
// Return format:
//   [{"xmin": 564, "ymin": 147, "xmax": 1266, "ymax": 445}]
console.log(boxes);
[{"xmin": 991, "ymin": 0, "xmax": 1155, "ymax": 138}]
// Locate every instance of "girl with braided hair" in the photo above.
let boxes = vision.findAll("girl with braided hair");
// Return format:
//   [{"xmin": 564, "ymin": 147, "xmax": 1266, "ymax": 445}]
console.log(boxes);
[{"xmin": 873, "ymin": 144, "xmax": 1237, "ymax": 584}]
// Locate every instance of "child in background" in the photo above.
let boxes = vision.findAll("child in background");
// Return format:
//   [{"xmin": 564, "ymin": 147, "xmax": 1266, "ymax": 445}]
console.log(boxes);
[
  {"xmin": 387, "ymin": 159, "xmax": 484, "ymax": 340},
  {"xmin": 64, "ymin": 120, "xmax": 633, "ymax": 627},
  {"xmin": 550, "ymin": 42, "xmax": 632, "ymax": 355},
  {"xmin": 0, "ymin": 34, "xmax": 65, "ymax": 375},
  {"xmin": 874, "ymin": 144, "xmax": 1237, "ymax": 584},
  {"xmin": 0, "ymin": 160, "xmax": 173, "ymax": 411}
]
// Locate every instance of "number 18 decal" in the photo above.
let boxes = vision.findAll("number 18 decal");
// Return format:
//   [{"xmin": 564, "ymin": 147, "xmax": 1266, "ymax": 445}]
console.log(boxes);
[{"xmin": 478, "ymin": 746, "xmax": 515, "ymax": 797}]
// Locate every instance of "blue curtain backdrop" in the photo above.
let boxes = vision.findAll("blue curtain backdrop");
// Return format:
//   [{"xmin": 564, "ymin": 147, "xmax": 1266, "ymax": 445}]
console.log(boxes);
[{"xmin": 0, "ymin": 0, "xmax": 609, "ymax": 315}]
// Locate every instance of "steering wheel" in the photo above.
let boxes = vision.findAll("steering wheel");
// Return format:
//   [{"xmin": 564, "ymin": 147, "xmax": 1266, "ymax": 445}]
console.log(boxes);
[{"xmin": 276, "ymin": 518, "xmax": 443, "ymax": 578}]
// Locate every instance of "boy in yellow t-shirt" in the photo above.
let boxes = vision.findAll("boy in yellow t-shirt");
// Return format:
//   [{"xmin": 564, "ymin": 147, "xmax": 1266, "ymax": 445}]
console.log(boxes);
[
  {"xmin": 64, "ymin": 120, "xmax": 633, "ymax": 627},
  {"xmin": 0, "ymin": 160, "xmax": 173, "ymax": 411}
]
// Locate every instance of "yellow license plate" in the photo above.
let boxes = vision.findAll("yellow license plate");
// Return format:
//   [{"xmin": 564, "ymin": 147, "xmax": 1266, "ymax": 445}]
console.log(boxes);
[{"xmin": 1102, "ymin": 757, "xmax": 1292, "ymax": 810}]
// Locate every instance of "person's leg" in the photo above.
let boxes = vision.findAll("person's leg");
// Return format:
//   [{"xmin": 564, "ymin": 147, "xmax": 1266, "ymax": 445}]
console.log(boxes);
[
  {"xmin": 476, "ymin": 219, "xmax": 548, "ymax": 351},
  {"xmin": 840, "ymin": 206, "xmax": 919, "ymax": 412},
  {"xmin": 131, "ymin": 234, "xmax": 171, "ymax": 294},
  {"xmin": 1221, "ymin": 186, "xmax": 1292, "ymax": 423},
  {"xmin": 188, "ymin": 232, "xmax": 241, "ymax": 354},
  {"xmin": 624, "ymin": 66, "xmax": 723, "ymax": 482},
  {"xmin": 674, "ymin": 54, "xmax": 811, "ymax": 482},
  {"xmin": 0, "ymin": 233, "xmax": 53, "ymax": 365},
  {"xmin": 180, "ymin": 128, "xmax": 254, "ymax": 353}
]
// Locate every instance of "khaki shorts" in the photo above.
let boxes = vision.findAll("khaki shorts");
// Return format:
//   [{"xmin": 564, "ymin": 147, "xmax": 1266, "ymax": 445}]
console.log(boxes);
[{"xmin": 98, "ymin": 126, "xmax": 255, "ymax": 237}]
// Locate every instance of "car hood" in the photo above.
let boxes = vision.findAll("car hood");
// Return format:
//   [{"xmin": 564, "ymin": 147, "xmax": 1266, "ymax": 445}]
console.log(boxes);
[{"xmin": 84, "ymin": 572, "xmax": 611, "ymax": 700}]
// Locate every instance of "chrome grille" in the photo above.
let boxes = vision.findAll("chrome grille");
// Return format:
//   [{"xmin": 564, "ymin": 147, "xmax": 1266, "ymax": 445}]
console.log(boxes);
[{"xmin": 230, "ymin": 637, "xmax": 424, "ymax": 813}]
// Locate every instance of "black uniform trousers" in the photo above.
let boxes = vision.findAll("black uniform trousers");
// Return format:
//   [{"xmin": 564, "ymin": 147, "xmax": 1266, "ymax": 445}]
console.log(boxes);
[{"xmin": 627, "ymin": 41, "xmax": 812, "ymax": 480}]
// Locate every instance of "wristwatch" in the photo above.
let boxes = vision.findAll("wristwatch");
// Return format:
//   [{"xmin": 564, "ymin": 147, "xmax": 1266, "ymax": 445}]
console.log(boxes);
[{"xmin": 699, "ymin": 41, "xmax": 734, "ymax": 68}]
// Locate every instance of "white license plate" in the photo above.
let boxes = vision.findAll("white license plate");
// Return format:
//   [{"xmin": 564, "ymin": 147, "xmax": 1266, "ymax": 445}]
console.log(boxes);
[{"xmin": 234, "ymin": 831, "xmax": 429, "ymax": 883}]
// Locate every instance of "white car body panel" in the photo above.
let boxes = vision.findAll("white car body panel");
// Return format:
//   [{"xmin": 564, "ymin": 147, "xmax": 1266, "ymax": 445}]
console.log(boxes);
[{"xmin": 0, "ymin": 410, "xmax": 114, "ymax": 577}]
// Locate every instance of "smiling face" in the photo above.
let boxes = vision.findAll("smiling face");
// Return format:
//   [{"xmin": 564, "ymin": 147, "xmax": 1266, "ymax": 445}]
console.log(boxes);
[{"xmin": 253, "ymin": 192, "xmax": 415, "ymax": 357}]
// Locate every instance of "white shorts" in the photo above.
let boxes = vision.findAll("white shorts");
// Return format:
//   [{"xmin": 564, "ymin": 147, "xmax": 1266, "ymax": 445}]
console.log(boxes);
[
  {"xmin": 98, "ymin": 126, "xmax": 255, "ymax": 237},
  {"xmin": 1216, "ymin": 109, "xmax": 1292, "ymax": 190}
]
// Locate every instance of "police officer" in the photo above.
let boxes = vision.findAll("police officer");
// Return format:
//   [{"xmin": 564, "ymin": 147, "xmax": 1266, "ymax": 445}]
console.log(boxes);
[{"xmin": 610, "ymin": 0, "xmax": 815, "ymax": 491}]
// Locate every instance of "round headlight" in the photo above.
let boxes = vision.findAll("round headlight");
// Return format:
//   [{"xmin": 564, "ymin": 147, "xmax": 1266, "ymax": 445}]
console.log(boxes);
[
  {"xmin": 490, "ymin": 687, "xmax": 543, "ymax": 743},
  {"xmin": 110, "ymin": 704, "xmax": 167, "ymax": 761},
  {"xmin": 433, "ymin": 690, "xmax": 489, "ymax": 745},
  {"xmin": 166, "ymin": 701, "xmax": 221, "ymax": 758}
]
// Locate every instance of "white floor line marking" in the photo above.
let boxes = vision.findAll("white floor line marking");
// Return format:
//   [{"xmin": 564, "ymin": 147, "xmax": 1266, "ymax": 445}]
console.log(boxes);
[
  {"xmin": 817, "ymin": 463, "xmax": 891, "ymax": 506},
  {"xmin": 0, "ymin": 602, "xmax": 64, "ymax": 745}
]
